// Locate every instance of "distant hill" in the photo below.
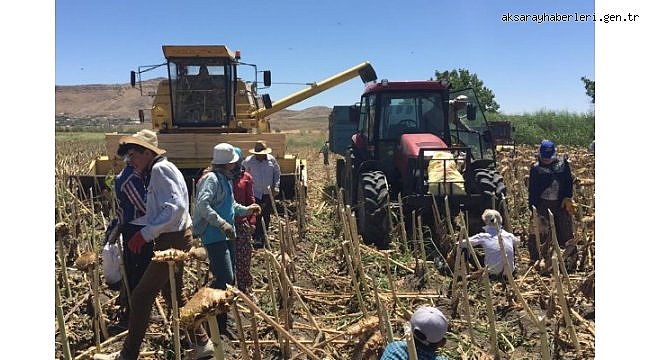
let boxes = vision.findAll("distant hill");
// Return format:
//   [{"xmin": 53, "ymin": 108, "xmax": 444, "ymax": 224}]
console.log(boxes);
[{"xmin": 55, "ymin": 80, "xmax": 332, "ymax": 131}]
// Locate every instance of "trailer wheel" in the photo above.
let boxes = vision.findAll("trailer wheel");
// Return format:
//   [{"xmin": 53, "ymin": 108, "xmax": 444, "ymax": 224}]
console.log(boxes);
[{"xmin": 357, "ymin": 170, "xmax": 390, "ymax": 250}]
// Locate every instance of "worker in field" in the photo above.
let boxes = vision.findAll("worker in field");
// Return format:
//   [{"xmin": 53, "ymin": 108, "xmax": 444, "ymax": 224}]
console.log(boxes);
[
  {"xmin": 527, "ymin": 139, "xmax": 576, "ymax": 262},
  {"xmin": 380, "ymin": 306, "xmax": 449, "ymax": 360},
  {"xmin": 319, "ymin": 141, "xmax": 330, "ymax": 165},
  {"xmin": 193, "ymin": 143, "xmax": 260, "ymax": 337},
  {"xmin": 457, "ymin": 209, "xmax": 519, "ymax": 280},
  {"xmin": 94, "ymin": 130, "xmax": 212, "ymax": 360},
  {"xmin": 107, "ymin": 147, "xmax": 150, "ymax": 330},
  {"xmin": 242, "ymin": 140, "xmax": 281, "ymax": 249},
  {"xmin": 231, "ymin": 147, "xmax": 258, "ymax": 297}
]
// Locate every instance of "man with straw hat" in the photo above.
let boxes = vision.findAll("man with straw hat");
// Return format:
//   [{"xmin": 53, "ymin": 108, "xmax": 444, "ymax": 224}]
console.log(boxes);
[
  {"xmin": 241, "ymin": 140, "xmax": 281, "ymax": 249},
  {"xmin": 95, "ymin": 129, "xmax": 212, "ymax": 360}
]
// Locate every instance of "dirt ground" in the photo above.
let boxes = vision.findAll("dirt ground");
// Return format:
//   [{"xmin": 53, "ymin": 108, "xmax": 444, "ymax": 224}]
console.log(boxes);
[{"xmin": 55, "ymin": 141, "xmax": 595, "ymax": 359}]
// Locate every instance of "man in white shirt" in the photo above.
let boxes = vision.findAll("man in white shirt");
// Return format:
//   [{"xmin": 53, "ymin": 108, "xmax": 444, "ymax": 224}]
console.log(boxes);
[
  {"xmin": 241, "ymin": 140, "xmax": 281, "ymax": 249},
  {"xmin": 95, "ymin": 129, "xmax": 212, "ymax": 360}
]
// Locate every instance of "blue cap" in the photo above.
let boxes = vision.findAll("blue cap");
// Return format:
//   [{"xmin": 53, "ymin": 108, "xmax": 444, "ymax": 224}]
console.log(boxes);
[
  {"xmin": 233, "ymin": 147, "xmax": 243, "ymax": 163},
  {"xmin": 539, "ymin": 140, "xmax": 556, "ymax": 159}
]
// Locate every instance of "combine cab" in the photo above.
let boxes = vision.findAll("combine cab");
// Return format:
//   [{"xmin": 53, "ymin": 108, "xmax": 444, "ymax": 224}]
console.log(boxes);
[
  {"xmin": 73, "ymin": 45, "xmax": 376, "ymax": 199},
  {"xmin": 330, "ymin": 80, "xmax": 508, "ymax": 250}
]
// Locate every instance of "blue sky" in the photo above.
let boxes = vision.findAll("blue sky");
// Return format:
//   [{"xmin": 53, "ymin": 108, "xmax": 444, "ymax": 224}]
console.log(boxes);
[{"xmin": 54, "ymin": 0, "xmax": 601, "ymax": 115}]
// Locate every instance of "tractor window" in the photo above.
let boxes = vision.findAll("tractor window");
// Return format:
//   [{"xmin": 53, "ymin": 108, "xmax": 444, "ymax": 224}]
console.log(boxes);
[
  {"xmin": 358, "ymin": 94, "xmax": 376, "ymax": 144},
  {"xmin": 169, "ymin": 60, "xmax": 229, "ymax": 127},
  {"xmin": 378, "ymin": 92, "xmax": 445, "ymax": 140}
]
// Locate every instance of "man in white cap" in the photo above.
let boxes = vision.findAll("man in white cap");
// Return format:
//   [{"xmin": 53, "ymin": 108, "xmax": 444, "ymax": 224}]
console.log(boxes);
[
  {"xmin": 192, "ymin": 143, "xmax": 260, "ymax": 337},
  {"xmin": 381, "ymin": 305, "xmax": 449, "ymax": 359},
  {"xmin": 241, "ymin": 140, "xmax": 281, "ymax": 249},
  {"xmin": 458, "ymin": 209, "xmax": 519, "ymax": 279},
  {"xmin": 95, "ymin": 129, "xmax": 212, "ymax": 360}
]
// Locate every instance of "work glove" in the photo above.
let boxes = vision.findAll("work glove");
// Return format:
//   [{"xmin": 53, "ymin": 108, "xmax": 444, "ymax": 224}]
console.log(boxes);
[
  {"xmin": 128, "ymin": 231, "xmax": 147, "ymax": 254},
  {"xmin": 246, "ymin": 204, "xmax": 262, "ymax": 215},
  {"xmin": 561, "ymin": 197, "xmax": 577, "ymax": 215},
  {"xmin": 219, "ymin": 221, "xmax": 236, "ymax": 240}
]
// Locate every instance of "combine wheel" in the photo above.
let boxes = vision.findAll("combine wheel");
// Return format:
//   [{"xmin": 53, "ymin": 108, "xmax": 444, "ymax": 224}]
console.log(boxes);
[{"xmin": 357, "ymin": 170, "xmax": 390, "ymax": 250}]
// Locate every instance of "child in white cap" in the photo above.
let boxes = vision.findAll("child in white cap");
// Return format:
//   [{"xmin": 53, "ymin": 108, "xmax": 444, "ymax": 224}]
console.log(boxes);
[{"xmin": 380, "ymin": 306, "xmax": 449, "ymax": 359}]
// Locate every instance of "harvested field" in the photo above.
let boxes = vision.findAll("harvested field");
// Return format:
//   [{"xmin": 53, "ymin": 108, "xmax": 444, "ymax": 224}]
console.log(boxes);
[{"xmin": 55, "ymin": 136, "xmax": 595, "ymax": 360}]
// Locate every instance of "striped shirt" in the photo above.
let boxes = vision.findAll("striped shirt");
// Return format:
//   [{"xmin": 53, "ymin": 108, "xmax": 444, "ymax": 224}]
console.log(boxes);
[{"xmin": 114, "ymin": 164, "xmax": 146, "ymax": 225}]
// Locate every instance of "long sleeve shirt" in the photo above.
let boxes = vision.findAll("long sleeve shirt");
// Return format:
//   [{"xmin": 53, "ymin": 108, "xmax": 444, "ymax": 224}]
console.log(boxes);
[
  {"xmin": 380, "ymin": 340, "xmax": 448, "ymax": 360},
  {"xmin": 241, "ymin": 154, "xmax": 281, "ymax": 199},
  {"xmin": 233, "ymin": 170, "xmax": 256, "ymax": 226},
  {"xmin": 131, "ymin": 157, "xmax": 192, "ymax": 242},
  {"xmin": 114, "ymin": 164, "xmax": 146, "ymax": 225},
  {"xmin": 192, "ymin": 170, "xmax": 250, "ymax": 239},
  {"xmin": 459, "ymin": 225, "xmax": 519, "ymax": 275},
  {"xmin": 528, "ymin": 156, "xmax": 574, "ymax": 209}
]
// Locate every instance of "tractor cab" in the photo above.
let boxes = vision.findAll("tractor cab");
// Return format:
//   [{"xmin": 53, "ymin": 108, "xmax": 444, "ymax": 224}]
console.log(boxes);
[{"xmin": 130, "ymin": 45, "xmax": 272, "ymax": 133}]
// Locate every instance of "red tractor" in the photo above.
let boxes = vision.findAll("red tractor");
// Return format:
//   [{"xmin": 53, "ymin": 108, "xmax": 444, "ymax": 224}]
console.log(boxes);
[{"xmin": 329, "ymin": 80, "xmax": 508, "ymax": 251}]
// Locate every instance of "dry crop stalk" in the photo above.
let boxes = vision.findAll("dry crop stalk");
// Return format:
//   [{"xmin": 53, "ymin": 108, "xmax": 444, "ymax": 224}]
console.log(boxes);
[
  {"xmin": 494, "ymin": 222, "xmax": 551, "ymax": 360},
  {"xmin": 206, "ymin": 316, "xmax": 225, "ymax": 360},
  {"xmin": 531, "ymin": 206, "xmax": 543, "ymax": 262},
  {"xmin": 371, "ymin": 276, "xmax": 393, "ymax": 343},
  {"xmin": 55, "ymin": 222, "xmax": 72, "ymax": 298},
  {"xmin": 264, "ymin": 251, "xmax": 281, "ymax": 323},
  {"xmin": 397, "ymin": 193, "xmax": 409, "ymax": 251},
  {"xmin": 458, "ymin": 249, "xmax": 476, "ymax": 345},
  {"xmin": 383, "ymin": 252, "xmax": 399, "ymax": 309},
  {"xmin": 55, "ymin": 274, "xmax": 73, "ymax": 360},
  {"xmin": 404, "ymin": 321, "xmax": 418, "ymax": 360},
  {"xmin": 551, "ymin": 255, "xmax": 581, "ymax": 352},
  {"xmin": 75, "ymin": 330, "xmax": 128, "ymax": 360},
  {"xmin": 416, "ymin": 215, "xmax": 429, "ymax": 285},
  {"xmin": 480, "ymin": 269, "xmax": 500, "ymax": 359},
  {"xmin": 229, "ymin": 285, "xmax": 321, "ymax": 360},
  {"xmin": 547, "ymin": 210, "xmax": 573, "ymax": 294},
  {"xmin": 443, "ymin": 195, "xmax": 455, "ymax": 237},
  {"xmin": 341, "ymin": 240, "xmax": 368, "ymax": 316},
  {"xmin": 167, "ymin": 261, "xmax": 182, "ymax": 360},
  {"xmin": 269, "ymin": 254, "xmax": 323, "ymax": 338},
  {"xmin": 231, "ymin": 299, "xmax": 251, "ymax": 360},
  {"xmin": 248, "ymin": 306, "xmax": 262, "ymax": 360},
  {"xmin": 346, "ymin": 207, "xmax": 369, "ymax": 295},
  {"xmin": 359, "ymin": 243, "xmax": 414, "ymax": 274}
]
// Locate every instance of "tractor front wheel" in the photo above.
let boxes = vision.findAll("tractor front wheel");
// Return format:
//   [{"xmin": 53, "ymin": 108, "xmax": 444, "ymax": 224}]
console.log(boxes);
[{"xmin": 357, "ymin": 170, "xmax": 390, "ymax": 250}]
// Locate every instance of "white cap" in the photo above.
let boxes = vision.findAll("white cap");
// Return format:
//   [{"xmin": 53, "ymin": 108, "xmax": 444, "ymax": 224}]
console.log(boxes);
[
  {"xmin": 212, "ymin": 143, "xmax": 239, "ymax": 165},
  {"xmin": 410, "ymin": 306, "xmax": 448, "ymax": 344}
]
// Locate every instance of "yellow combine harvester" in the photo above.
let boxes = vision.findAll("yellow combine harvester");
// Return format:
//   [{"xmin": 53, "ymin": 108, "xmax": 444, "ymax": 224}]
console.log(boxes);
[{"xmin": 75, "ymin": 45, "xmax": 377, "ymax": 199}]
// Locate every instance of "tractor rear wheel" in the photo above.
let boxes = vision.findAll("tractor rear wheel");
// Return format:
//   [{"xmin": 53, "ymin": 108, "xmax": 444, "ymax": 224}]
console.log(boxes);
[{"xmin": 357, "ymin": 170, "xmax": 390, "ymax": 250}]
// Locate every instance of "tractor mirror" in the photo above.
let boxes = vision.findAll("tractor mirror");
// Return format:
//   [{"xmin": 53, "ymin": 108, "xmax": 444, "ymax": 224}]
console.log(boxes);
[
  {"xmin": 262, "ymin": 94, "xmax": 272, "ymax": 109},
  {"xmin": 466, "ymin": 103, "xmax": 477, "ymax": 121},
  {"xmin": 130, "ymin": 71, "xmax": 136, "ymax": 87},
  {"xmin": 263, "ymin": 71, "xmax": 272, "ymax": 87},
  {"xmin": 138, "ymin": 109, "xmax": 145, "ymax": 123}
]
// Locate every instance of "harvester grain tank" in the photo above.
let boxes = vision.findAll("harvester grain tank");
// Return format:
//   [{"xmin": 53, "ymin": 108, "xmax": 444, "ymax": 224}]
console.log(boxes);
[{"xmin": 74, "ymin": 45, "xmax": 377, "ymax": 199}]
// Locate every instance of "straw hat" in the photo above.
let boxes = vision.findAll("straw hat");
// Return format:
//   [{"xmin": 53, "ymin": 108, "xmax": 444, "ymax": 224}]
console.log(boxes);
[
  {"xmin": 249, "ymin": 140, "xmax": 272, "ymax": 155},
  {"xmin": 118, "ymin": 129, "xmax": 166, "ymax": 156}
]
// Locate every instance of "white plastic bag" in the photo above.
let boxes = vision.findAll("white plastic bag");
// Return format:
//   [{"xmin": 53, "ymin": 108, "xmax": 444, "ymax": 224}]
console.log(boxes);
[{"xmin": 102, "ymin": 239, "xmax": 122, "ymax": 286}]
